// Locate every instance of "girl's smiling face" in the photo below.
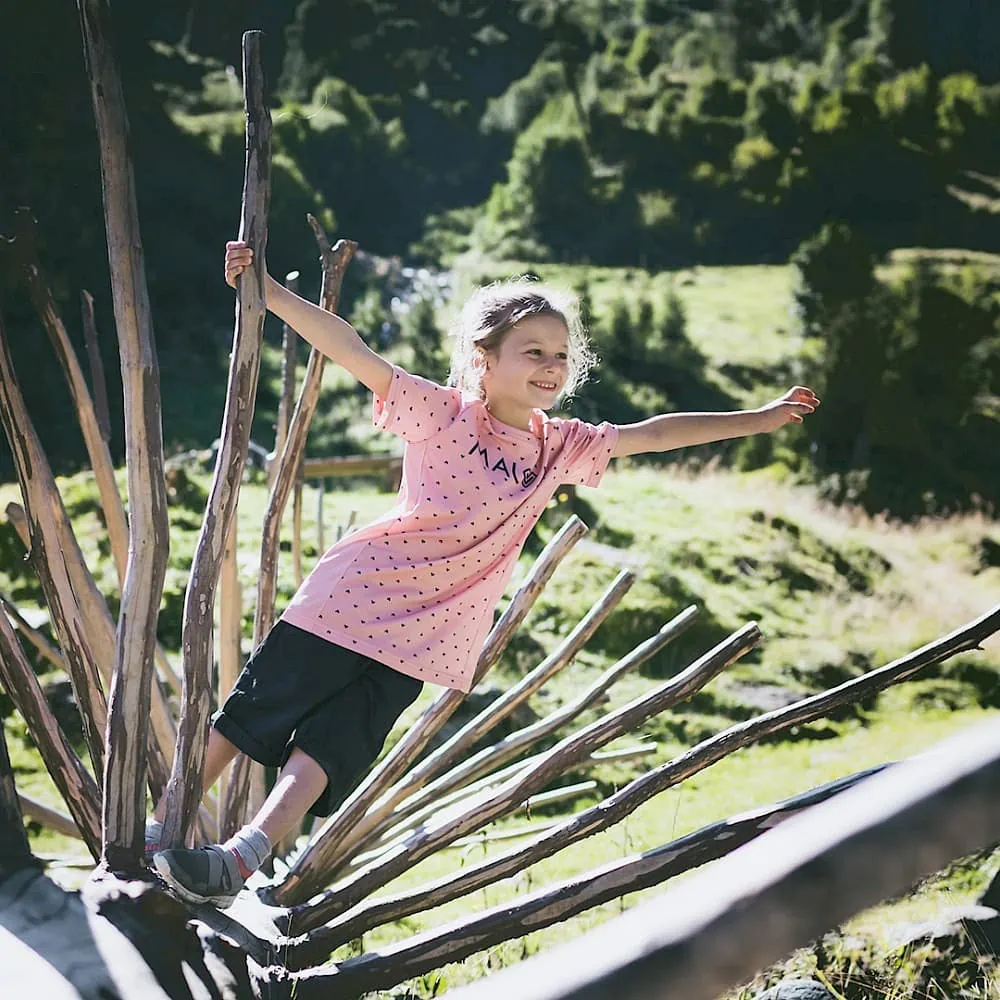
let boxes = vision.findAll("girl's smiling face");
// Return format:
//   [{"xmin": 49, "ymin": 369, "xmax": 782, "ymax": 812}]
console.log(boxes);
[{"xmin": 479, "ymin": 314, "xmax": 570, "ymax": 427}]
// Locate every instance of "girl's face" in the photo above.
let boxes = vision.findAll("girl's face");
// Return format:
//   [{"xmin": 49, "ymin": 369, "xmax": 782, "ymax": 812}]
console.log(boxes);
[{"xmin": 481, "ymin": 314, "xmax": 570, "ymax": 414}]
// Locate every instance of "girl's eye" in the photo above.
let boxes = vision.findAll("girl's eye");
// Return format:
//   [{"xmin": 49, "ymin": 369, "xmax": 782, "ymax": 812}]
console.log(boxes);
[{"xmin": 556, "ymin": 353, "xmax": 568, "ymax": 360}]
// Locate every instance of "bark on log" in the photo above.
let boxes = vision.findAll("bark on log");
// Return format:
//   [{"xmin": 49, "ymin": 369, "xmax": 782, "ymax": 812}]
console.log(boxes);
[
  {"xmin": 271, "ymin": 514, "xmax": 590, "ymax": 906},
  {"xmin": 161, "ymin": 30, "xmax": 271, "ymax": 852},
  {"xmin": 0, "ymin": 607, "xmax": 102, "ymax": 857},
  {"xmin": 287, "ymin": 622, "xmax": 760, "ymax": 932},
  {"xmin": 284, "ymin": 767, "xmax": 885, "ymax": 985},
  {"xmin": 0, "ymin": 309, "xmax": 108, "ymax": 780},
  {"xmin": 77, "ymin": 0, "xmax": 172, "ymax": 871}
]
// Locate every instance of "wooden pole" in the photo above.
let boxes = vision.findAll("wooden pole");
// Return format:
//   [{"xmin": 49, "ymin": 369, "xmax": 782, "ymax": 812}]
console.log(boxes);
[
  {"xmin": 0, "ymin": 699, "xmax": 35, "ymax": 868},
  {"xmin": 80, "ymin": 289, "xmax": 111, "ymax": 444},
  {"xmin": 76, "ymin": 0, "xmax": 172, "ymax": 871},
  {"xmin": 270, "ymin": 269, "xmax": 300, "ymax": 488},
  {"xmin": 217, "ymin": 518, "xmax": 242, "ymax": 818},
  {"xmin": 160, "ymin": 30, "xmax": 271, "ymax": 852}
]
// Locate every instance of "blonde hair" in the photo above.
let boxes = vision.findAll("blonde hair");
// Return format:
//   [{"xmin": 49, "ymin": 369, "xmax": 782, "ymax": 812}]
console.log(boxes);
[{"xmin": 448, "ymin": 277, "xmax": 598, "ymax": 402}]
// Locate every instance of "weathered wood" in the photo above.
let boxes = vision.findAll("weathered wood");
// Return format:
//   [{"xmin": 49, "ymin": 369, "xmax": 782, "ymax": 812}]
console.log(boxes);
[
  {"xmin": 271, "ymin": 514, "xmax": 590, "ymax": 906},
  {"xmin": 440, "ymin": 716, "xmax": 1000, "ymax": 1000},
  {"xmin": 161, "ymin": 31, "xmax": 271, "ymax": 852},
  {"xmin": 285, "ymin": 767, "xmax": 885, "ymax": 983},
  {"xmin": 221, "ymin": 232, "xmax": 356, "ymax": 839},
  {"xmin": 346, "ymin": 570, "xmax": 641, "ymax": 855},
  {"xmin": 292, "ymin": 476, "xmax": 304, "ymax": 585},
  {"xmin": 287, "ymin": 623, "xmax": 760, "ymax": 932},
  {"xmin": 0, "ymin": 711, "xmax": 33, "ymax": 866},
  {"xmin": 301, "ymin": 454, "xmax": 403, "ymax": 480},
  {"xmin": 17, "ymin": 793, "xmax": 83, "ymax": 841},
  {"xmin": 10, "ymin": 210, "xmax": 130, "ymax": 586},
  {"xmin": 270, "ymin": 269, "xmax": 300, "ymax": 487},
  {"xmin": 77, "ymin": 0, "xmax": 172, "ymax": 871},
  {"xmin": 80, "ymin": 289, "xmax": 112, "ymax": 443},
  {"xmin": 359, "ymin": 603, "xmax": 698, "ymax": 853},
  {"xmin": 0, "ymin": 592, "xmax": 65, "ymax": 672},
  {"xmin": 218, "ymin": 518, "xmax": 242, "ymax": 821},
  {"xmin": 305, "ymin": 601, "xmax": 1000, "ymax": 948},
  {"xmin": 0, "ymin": 608, "xmax": 102, "ymax": 857},
  {"xmin": 0, "ymin": 309, "xmax": 108, "ymax": 780}
]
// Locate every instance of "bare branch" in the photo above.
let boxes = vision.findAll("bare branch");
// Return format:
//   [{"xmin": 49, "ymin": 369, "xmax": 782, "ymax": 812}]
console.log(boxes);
[
  {"xmin": 0, "ymin": 708, "xmax": 34, "ymax": 867},
  {"xmin": 80, "ymin": 289, "xmax": 111, "ymax": 444},
  {"xmin": 0, "ymin": 609, "xmax": 101, "ymax": 857},
  {"xmin": 18, "ymin": 793, "xmax": 84, "ymax": 842},
  {"xmin": 0, "ymin": 592, "xmax": 65, "ymax": 672},
  {"xmin": 270, "ymin": 269, "xmax": 300, "ymax": 487},
  {"xmin": 271, "ymin": 514, "xmax": 590, "ymax": 906},
  {"xmin": 77, "ymin": 0, "xmax": 171, "ymax": 871},
  {"xmin": 161, "ymin": 30, "xmax": 271, "ymax": 852}
]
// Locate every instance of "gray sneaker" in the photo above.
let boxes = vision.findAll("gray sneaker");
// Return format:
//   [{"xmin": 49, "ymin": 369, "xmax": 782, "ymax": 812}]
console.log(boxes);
[{"xmin": 152, "ymin": 845, "xmax": 245, "ymax": 909}]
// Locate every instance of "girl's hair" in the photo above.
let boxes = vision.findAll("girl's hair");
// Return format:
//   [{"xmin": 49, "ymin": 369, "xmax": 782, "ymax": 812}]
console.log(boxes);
[{"xmin": 447, "ymin": 277, "xmax": 598, "ymax": 402}]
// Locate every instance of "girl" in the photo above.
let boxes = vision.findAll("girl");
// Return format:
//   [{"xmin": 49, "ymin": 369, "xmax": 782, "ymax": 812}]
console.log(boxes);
[{"xmin": 151, "ymin": 241, "xmax": 819, "ymax": 907}]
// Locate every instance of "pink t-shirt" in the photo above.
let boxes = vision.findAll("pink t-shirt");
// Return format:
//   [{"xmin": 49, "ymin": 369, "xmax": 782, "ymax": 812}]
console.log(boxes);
[{"xmin": 280, "ymin": 365, "xmax": 618, "ymax": 692}]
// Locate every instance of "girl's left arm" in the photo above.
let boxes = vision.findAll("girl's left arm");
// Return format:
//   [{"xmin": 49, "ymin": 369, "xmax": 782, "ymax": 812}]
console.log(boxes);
[{"xmin": 612, "ymin": 386, "xmax": 820, "ymax": 458}]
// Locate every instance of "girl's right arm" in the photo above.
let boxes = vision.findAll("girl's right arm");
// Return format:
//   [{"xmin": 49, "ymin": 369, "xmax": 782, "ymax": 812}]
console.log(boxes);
[{"xmin": 225, "ymin": 241, "xmax": 392, "ymax": 399}]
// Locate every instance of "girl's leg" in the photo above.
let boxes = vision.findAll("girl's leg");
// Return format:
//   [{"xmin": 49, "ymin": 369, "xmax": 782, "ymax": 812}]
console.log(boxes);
[
  {"xmin": 153, "ymin": 728, "xmax": 241, "ymax": 822},
  {"xmin": 251, "ymin": 747, "xmax": 328, "ymax": 845}
]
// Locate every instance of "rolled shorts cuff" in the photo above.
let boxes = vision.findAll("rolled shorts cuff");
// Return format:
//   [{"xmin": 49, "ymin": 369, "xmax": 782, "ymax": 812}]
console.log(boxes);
[{"xmin": 212, "ymin": 709, "xmax": 284, "ymax": 768}]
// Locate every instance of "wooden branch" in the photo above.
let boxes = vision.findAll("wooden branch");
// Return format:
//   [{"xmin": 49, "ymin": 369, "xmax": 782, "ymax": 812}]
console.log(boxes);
[
  {"xmin": 302, "ymin": 601, "xmax": 1000, "ymax": 946},
  {"xmin": 361, "ymin": 604, "xmax": 699, "ymax": 853},
  {"xmin": 0, "ymin": 708, "xmax": 33, "ymax": 868},
  {"xmin": 292, "ymin": 476, "xmax": 304, "ymax": 586},
  {"xmin": 435, "ymin": 716, "xmax": 1000, "ymax": 1000},
  {"xmin": 270, "ymin": 514, "xmax": 590, "ymax": 907},
  {"xmin": 286, "ymin": 767, "xmax": 884, "ymax": 981},
  {"xmin": 217, "ymin": 519, "xmax": 242, "ymax": 823},
  {"xmin": 80, "ymin": 289, "xmax": 111, "ymax": 443},
  {"xmin": 301, "ymin": 454, "xmax": 403, "ymax": 480},
  {"xmin": 348, "ymin": 570, "xmax": 640, "ymax": 854},
  {"xmin": 221, "ymin": 230, "xmax": 355, "ymax": 839},
  {"xmin": 270, "ymin": 269, "xmax": 300, "ymax": 487},
  {"xmin": 0, "ymin": 592, "xmax": 65, "ymax": 672},
  {"xmin": 287, "ymin": 622, "xmax": 760, "ymax": 932},
  {"xmin": 9, "ymin": 210, "xmax": 130, "ymax": 587},
  {"xmin": 0, "ymin": 308, "xmax": 108, "ymax": 779},
  {"xmin": 18, "ymin": 793, "xmax": 84, "ymax": 841},
  {"xmin": 161, "ymin": 30, "xmax": 271, "ymax": 852},
  {"xmin": 0, "ymin": 609, "xmax": 102, "ymax": 858},
  {"xmin": 77, "ymin": 0, "xmax": 172, "ymax": 871}
]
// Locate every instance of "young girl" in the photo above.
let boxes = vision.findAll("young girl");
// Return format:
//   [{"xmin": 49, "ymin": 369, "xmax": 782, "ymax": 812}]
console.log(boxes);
[{"xmin": 151, "ymin": 241, "xmax": 819, "ymax": 907}]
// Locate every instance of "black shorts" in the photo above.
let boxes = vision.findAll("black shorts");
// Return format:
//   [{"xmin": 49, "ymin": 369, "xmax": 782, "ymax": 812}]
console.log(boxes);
[{"xmin": 212, "ymin": 621, "xmax": 423, "ymax": 816}]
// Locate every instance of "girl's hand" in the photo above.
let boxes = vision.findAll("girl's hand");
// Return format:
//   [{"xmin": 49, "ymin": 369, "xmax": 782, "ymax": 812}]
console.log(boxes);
[
  {"xmin": 225, "ymin": 240, "xmax": 254, "ymax": 288},
  {"xmin": 755, "ymin": 386, "xmax": 820, "ymax": 432}
]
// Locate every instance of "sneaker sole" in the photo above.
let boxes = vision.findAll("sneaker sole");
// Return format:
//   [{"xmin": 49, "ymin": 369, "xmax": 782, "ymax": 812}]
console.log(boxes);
[{"xmin": 152, "ymin": 853, "xmax": 238, "ymax": 910}]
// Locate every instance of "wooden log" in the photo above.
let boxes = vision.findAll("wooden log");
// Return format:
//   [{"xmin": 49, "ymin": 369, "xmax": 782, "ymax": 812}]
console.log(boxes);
[
  {"xmin": 286, "ymin": 622, "xmax": 760, "ymax": 932},
  {"xmin": 161, "ymin": 30, "xmax": 271, "ymax": 852},
  {"xmin": 80, "ymin": 289, "xmax": 111, "ymax": 443},
  {"xmin": 285, "ymin": 767, "xmax": 885, "ymax": 982},
  {"xmin": 18, "ymin": 793, "xmax": 84, "ymax": 841},
  {"xmin": 77, "ymin": 0, "xmax": 172, "ymax": 870},
  {"xmin": 0, "ymin": 709, "xmax": 33, "ymax": 867},
  {"xmin": 221, "ymin": 232, "xmax": 355, "ymax": 838},
  {"xmin": 304, "ymin": 601, "xmax": 1000, "ymax": 947},
  {"xmin": 438, "ymin": 717, "xmax": 1000, "ymax": 1000},
  {"xmin": 346, "ymin": 570, "xmax": 641, "ymax": 855},
  {"xmin": 359, "ymin": 604, "xmax": 698, "ymax": 853},
  {"xmin": 0, "ymin": 607, "xmax": 102, "ymax": 857},
  {"xmin": 217, "ymin": 518, "xmax": 242, "ymax": 820},
  {"xmin": 300, "ymin": 454, "xmax": 403, "ymax": 480},
  {"xmin": 0, "ymin": 309, "xmax": 108, "ymax": 779},
  {"xmin": 270, "ymin": 514, "xmax": 590, "ymax": 906}
]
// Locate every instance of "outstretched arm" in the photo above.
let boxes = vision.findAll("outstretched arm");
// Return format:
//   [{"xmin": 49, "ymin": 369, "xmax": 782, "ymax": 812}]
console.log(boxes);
[
  {"xmin": 225, "ymin": 241, "xmax": 392, "ymax": 398},
  {"xmin": 612, "ymin": 386, "xmax": 820, "ymax": 458}
]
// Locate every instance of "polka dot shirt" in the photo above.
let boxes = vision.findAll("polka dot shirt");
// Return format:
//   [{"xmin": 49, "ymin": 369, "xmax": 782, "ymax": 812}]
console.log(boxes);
[{"xmin": 281, "ymin": 364, "xmax": 618, "ymax": 692}]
